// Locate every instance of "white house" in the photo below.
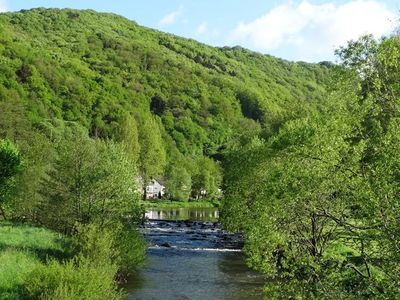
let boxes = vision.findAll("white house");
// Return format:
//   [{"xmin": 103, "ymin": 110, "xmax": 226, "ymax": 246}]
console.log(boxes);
[{"xmin": 145, "ymin": 179, "xmax": 165, "ymax": 199}]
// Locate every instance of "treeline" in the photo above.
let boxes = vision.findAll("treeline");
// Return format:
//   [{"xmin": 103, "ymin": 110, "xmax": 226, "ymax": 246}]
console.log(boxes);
[
  {"xmin": 222, "ymin": 35, "xmax": 400, "ymax": 298},
  {"xmin": 0, "ymin": 8, "xmax": 329, "ymax": 201},
  {"xmin": 0, "ymin": 124, "xmax": 146, "ymax": 298}
]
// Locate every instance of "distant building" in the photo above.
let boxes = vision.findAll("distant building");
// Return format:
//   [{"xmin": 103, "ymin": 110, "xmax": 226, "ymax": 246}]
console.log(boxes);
[{"xmin": 145, "ymin": 179, "xmax": 165, "ymax": 199}]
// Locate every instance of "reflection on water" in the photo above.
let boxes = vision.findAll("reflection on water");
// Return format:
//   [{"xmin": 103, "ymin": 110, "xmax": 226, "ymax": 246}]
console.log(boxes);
[
  {"xmin": 145, "ymin": 207, "xmax": 219, "ymax": 222},
  {"xmin": 124, "ymin": 208, "xmax": 265, "ymax": 300}
]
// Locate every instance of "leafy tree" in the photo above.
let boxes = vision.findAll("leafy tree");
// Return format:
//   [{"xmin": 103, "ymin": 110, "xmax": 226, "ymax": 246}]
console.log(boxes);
[
  {"xmin": 192, "ymin": 157, "xmax": 222, "ymax": 199},
  {"xmin": 0, "ymin": 139, "xmax": 22, "ymax": 219},
  {"xmin": 40, "ymin": 130, "xmax": 141, "ymax": 233},
  {"xmin": 222, "ymin": 34, "xmax": 400, "ymax": 298},
  {"xmin": 113, "ymin": 112, "xmax": 140, "ymax": 163},
  {"xmin": 165, "ymin": 162, "xmax": 192, "ymax": 201},
  {"xmin": 138, "ymin": 115, "xmax": 166, "ymax": 183},
  {"xmin": 0, "ymin": 8, "xmax": 329, "ymax": 191},
  {"xmin": 9, "ymin": 131, "xmax": 55, "ymax": 222}
]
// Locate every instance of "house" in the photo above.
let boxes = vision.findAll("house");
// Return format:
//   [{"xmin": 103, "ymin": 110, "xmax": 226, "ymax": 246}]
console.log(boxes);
[{"xmin": 145, "ymin": 179, "xmax": 165, "ymax": 199}]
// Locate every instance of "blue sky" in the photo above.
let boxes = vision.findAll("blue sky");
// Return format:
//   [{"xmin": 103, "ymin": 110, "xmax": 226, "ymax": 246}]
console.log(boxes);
[{"xmin": 1, "ymin": 1, "xmax": 399, "ymax": 62}]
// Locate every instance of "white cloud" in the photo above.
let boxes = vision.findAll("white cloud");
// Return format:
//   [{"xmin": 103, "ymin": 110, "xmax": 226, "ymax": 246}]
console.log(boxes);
[
  {"xmin": 196, "ymin": 22, "xmax": 208, "ymax": 34},
  {"xmin": 159, "ymin": 6, "xmax": 183, "ymax": 26},
  {"xmin": 229, "ymin": 0, "xmax": 396, "ymax": 61},
  {"xmin": 0, "ymin": 0, "xmax": 8, "ymax": 12}
]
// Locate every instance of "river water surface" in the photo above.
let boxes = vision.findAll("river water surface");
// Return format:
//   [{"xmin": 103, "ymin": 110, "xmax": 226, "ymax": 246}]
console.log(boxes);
[{"xmin": 124, "ymin": 207, "xmax": 265, "ymax": 300}]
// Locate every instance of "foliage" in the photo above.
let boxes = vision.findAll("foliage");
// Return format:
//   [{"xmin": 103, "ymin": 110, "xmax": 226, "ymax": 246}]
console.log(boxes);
[
  {"xmin": 39, "ymin": 128, "xmax": 141, "ymax": 233},
  {"xmin": 7, "ymin": 131, "xmax": 55, "ymax": 223},
  {"xmin": 0, "ymin": 222, "xmax": 69, "ymax": 299},
  {"xmin": 165, "ymin": 162, "xmax": 192, "ymax": 201},
  {"xmin": 24, "ymin": 222, "xmax": 145, "ymax": 300},
  {"xmin": 222, "ymin": 34, "xmax": 400, "ymax": 298},
  {"xmin": 0, "ymin": 7, "xmax": 337, "ymax": 298},
  {"xmin": 0, "ymin": 8, "xmax": 329, "ymax": 200},
  {"xmin": 113, "ymin": 112, "xmax": 141, "ymax": 164},
  {"xmin": 71, "ymin": 222, "xmax": 146, "ymax": 278},
  {"xmin": 0, "ymin": 139, "xmax": 22, "ymax": 219},
  {"xmin": 138, "ymin": 115, "xmax": 166, "ymax": 182},
  {"xmin": 192, "ymin": 157, "xmax": 222, "ymax": 199},
  {"xmin": 25, "ymin": 250, "xmax": 121, "ymax": 300}
]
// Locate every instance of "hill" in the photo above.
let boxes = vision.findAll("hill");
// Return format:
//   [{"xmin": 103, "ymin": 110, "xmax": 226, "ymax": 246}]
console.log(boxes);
[{"xmin": 0, "ymin": 8, "xmax": 330, "ymax": 198}]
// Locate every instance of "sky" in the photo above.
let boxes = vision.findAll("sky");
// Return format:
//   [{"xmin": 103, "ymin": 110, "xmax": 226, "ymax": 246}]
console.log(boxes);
[{"xmin": 1, "ymin": 0, "xmax": 399, "ymax": 62}]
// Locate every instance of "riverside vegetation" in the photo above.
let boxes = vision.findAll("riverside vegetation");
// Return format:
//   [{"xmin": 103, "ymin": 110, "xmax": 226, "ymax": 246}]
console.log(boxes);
[
  {"xmin": 0, "ymin": 7, "xmax": 399, "ymax": 300},
  {"xmin": 223, "ymin": 35, "xmax": 400, "ymax": 298}
]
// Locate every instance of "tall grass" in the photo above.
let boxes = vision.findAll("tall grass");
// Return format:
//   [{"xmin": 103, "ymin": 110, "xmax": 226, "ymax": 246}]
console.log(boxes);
[
  {"xmin": 0, "ymin": 222, "xmax": 145, "ymax": 299},
  {"xmin": 0, "ymin": 222, "xmax": 68, "ymax": 299}
]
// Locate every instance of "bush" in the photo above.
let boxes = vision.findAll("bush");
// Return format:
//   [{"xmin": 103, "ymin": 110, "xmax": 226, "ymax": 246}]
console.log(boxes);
[
  {"xmin": 114, "ymin": 227, "xmax": 147, "ymax": 278},
  {"xmin": 71, "ymin": 222, "xmax": 146, "ymax": 279},
  {"xmin": 24, "ymin": 257, "xmax": 121, "ymax": 300},
  {"xmin": 25, "ymin": 223, "xmax": 123, "ymax": 300},
  {"xmin": 24, "ymin": 222, "xmax": 146, "ymax": 299}
]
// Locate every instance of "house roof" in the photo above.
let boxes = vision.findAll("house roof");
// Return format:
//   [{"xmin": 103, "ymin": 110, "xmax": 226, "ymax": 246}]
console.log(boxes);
[{"xmin": 147, "ymin": 179, "xmax": 165, "ymax": 187}]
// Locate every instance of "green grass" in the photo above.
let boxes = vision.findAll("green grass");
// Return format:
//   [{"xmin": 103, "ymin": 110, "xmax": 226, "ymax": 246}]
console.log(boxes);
[
  {"xmin": 0, "ymin": 250, "xmax": 41, "ymax": 299},
  {"xmin": 140, "ymin": 199, "xmax": 220, "ymax": 209},
  {"xmin": 0, "ymin": 222, "xmax": 70, "ymax": 298}
]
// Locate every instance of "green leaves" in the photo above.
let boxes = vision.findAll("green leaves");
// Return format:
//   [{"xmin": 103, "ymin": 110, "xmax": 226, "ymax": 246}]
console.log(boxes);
[
  {"xmin": 0, "ymin": 139, "xmax": 22, "ymax": 218},
  {"xmin": 165, "ymin": 162, "xmax": 192, "ymax": 201},
  {"xmin": 0, "ymin": 139, "xmax": 21, "ymax": 181},
  {"xmin": 223, "ymin": 33, "xmax": 400, "ymax": 298},
  {"xmin": 0, "ymin": 8, "xmax": 329, "ymax": 197},
  {"xmin": 39, "ymin": 129, "xmax": 141, "ymax": 232}
]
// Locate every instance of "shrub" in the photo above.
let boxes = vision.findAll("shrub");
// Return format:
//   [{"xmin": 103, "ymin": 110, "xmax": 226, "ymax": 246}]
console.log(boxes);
[
  {"xmin": 24, "ymin": 222, "xmax": 146, "ymax": 299},
  {"xmin": 114, "ymin": 227, "xmax": 147, "ymax": 278},
  {"xmin": 71, "ymin": 222, "xmax": 146, "ymax": 279},
  {"xmin": 24, "ymin": 257, "xmax": 121, "ymax": 300},
  {"xmin": 25, "ymin": 223, "xmax": 123, "ymax": 300}
]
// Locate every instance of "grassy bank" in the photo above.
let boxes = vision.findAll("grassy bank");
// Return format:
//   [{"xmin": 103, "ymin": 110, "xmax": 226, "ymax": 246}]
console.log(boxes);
[
  {"xmin": 0, "ymin": 222, "xmax": 70, "ymax": 299},
  {"xmin": 0, "ymin": 221, "xmax": 146, "ymax": 299},
  {"xmin": 140, "ymin": 199, "xmax": 220, "ymax": 209}
]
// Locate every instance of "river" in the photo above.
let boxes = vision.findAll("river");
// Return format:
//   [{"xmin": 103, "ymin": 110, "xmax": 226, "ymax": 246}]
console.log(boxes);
[{"xmin": 123, "ymin": 207, "xmax": 265, "ymax": 300}]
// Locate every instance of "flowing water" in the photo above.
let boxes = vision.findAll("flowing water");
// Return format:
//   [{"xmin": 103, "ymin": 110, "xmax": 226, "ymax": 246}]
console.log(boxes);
[{"xmin": 124, "ymin": 207, "xmax": 265, "ymax": 300}]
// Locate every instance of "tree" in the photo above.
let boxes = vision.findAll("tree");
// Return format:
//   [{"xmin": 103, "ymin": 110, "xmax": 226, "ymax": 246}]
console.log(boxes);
[
  {"xmin": 165, "ymin": 163, "xmax": 191, "ymax": 201},
  {"xmin": 0, "ymin": 139, "xmax": 22, "ymax": 219},
  {"xmin": 192, "ymin": 157, "xmax": 222, "ymax": 199},
  {"xmin": 222, "ymin": 34, "xmax": 400, "ymax": 298},
  {"xmin": 10, "ymin": 131, "xmax": 55, "ymax": 223},
  {"xmin": 40, "ymin": 131, "xmax": 141, "ymax": 233},
  {"xmin": 113, "ymin": 112, "xmax": 140, "ymax": 163},
  {"xmin": 138, "ymin": 115, "xmax": 166, "ymax": 183}
]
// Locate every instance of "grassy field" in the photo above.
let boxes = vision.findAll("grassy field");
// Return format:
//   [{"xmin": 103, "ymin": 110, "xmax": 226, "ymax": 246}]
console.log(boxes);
[
  {"xmin": 140, "ymin": 199, "xmax": 220, "ymax": 209},
  {"xmin": 0, "ymin": 222, "xmax": 69, "ymax": 298}
]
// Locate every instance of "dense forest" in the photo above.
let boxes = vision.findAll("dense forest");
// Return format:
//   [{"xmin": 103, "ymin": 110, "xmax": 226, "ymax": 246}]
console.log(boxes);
[
  {"xmin": 0, "ymin": 8, "xmax": 330, "ymax": 202},
  {"xmin": 0, "ymin": 8, "xmax": 329, "ymax": 299},
  {"xmin": 0, "ymin": 7, "xmax": 398, "ymax": 300}
]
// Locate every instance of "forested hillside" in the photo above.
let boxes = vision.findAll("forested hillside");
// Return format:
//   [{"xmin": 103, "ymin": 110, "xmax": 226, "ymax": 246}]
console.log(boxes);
[
  {"xmin": 0, "ymin": 8, "xmax": 338, "ymax": 299},
  {"xmin": 0, "ymin": 8, "xmax": 329, "ymax": 200},
  {"xmin": 2, "ymin": 6, "xmax": 399, "ymax": 300}
]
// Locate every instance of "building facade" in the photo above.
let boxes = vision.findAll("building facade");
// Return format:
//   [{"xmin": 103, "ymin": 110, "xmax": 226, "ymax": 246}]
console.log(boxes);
[{"xmin": 145, "ymin": 179, "xmax": 165, "ymax": 199}]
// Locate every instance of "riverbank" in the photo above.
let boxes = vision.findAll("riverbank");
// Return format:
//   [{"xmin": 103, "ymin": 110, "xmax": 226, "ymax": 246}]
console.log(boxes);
[
  {"xmin": 140, "ymin": 199, "xmax": 220, "ymax": 209},
  {"xmin": 0, "ymin": 222, "xmax": 70, "ymax": 298},
  {"xmin": 0, "ymin": 221, "xmax": 146, "ymax": 299}
]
